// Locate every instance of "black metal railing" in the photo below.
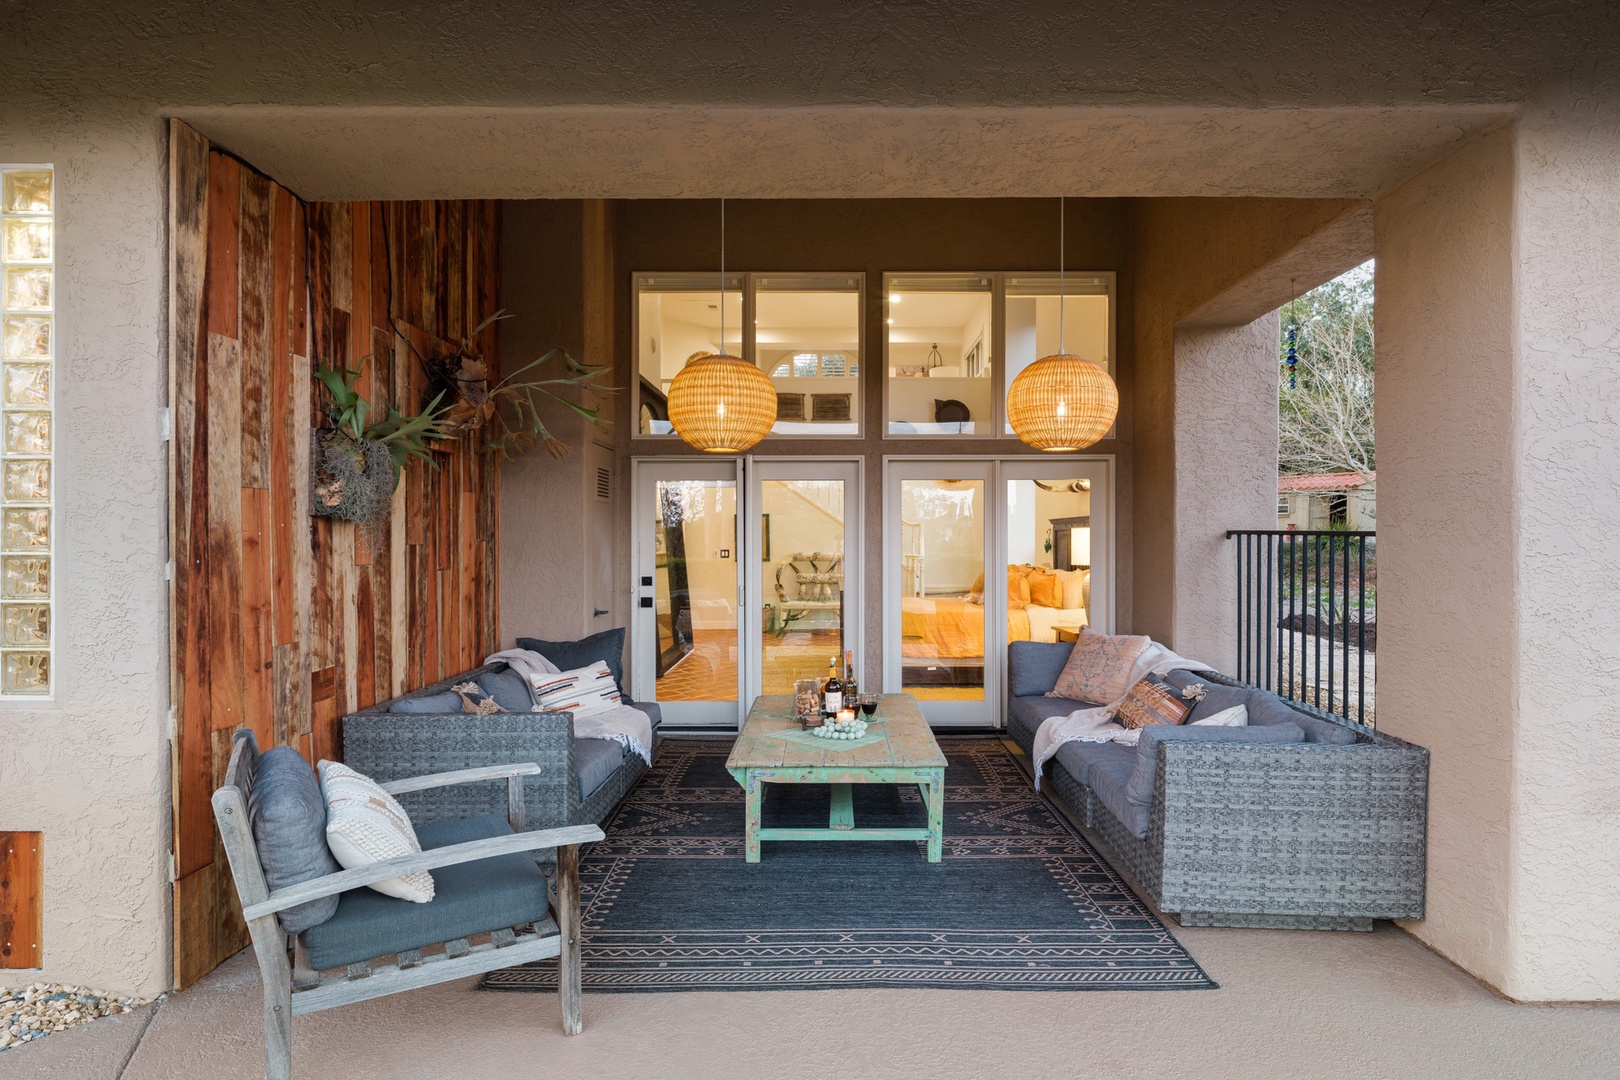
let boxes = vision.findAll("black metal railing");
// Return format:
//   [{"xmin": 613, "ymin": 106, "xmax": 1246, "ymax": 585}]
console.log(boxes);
[{"xmin": 1226, "ymin": 529, "xmax": 1376, "ymax": 727}]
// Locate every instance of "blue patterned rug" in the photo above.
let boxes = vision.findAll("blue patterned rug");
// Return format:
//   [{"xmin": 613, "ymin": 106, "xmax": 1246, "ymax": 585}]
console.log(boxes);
[{"xmin": 482, "ymin": 737, "xmax": 1216, "ymax": 992}]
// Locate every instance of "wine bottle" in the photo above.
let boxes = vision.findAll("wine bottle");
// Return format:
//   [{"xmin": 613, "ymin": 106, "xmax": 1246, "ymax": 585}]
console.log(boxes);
[
  {"xmin": 843, "ymin": 650, "xmax": 857, "ymax": 701},
  {"xmin": 822, "ymin": 656, "xmax": 843, "ymax": 715}
]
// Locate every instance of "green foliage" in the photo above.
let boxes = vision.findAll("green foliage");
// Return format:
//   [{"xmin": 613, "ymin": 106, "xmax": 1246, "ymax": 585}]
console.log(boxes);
[
  {"xmin": 1280, "ymin": 261, "xmax": 1375, "ymax": 479},
  {"xmin": 480, "ymin": 340, "xmax": 617, "ymax": 460},
  {"xmin": 314, "ymin": 364, "xmax": 452, "ymax": 480}
]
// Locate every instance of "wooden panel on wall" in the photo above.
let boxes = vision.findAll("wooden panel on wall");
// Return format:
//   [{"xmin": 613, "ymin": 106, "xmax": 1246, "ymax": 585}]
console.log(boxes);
[
  {"xmin": 0, "ymin": 832, "xmax": 42, "ymax": 969},
  {"xmin": 168, "ymin": 122, "xmax": 501, "ymax": 988}
]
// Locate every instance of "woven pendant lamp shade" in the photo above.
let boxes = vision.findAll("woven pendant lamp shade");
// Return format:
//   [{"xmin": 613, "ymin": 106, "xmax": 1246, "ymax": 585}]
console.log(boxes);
[
  {"xmin": 668, "ymin": 352, "xmax": 778, "ymax": 452},
  {"xmin": 1006, "ymin": 353, "xmax": 1119, "ymax": 452}
]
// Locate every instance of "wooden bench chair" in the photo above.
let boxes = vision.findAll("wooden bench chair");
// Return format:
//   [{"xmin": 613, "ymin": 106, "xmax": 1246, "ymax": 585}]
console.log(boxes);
[{"xmin": 212, "ymin": 729, "xmax": 603, "ymax": 1080}]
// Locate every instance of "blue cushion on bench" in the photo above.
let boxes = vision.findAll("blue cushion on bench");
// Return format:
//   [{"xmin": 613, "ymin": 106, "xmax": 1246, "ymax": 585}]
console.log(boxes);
[
  {"xmin": 248, "ymin": 747, "xmax": 342, "ymax": 935},
  {"xmin": 388, "ymin": 689, "xmax": 464, "ymax": 714},
  {"xmin": 575, "ymin": 737, "xmax": 626, "ymax": 800},
  {"xmin": 1008, "ymin": 641, "xmax": 1076, "ymax": 697},
  {"xmin": 1054, "ymin": 739, "xmax": 1135, "ymax": 789},
  {"xmin": 477, "ymin": 667, "xmax": 534, "ymax": 712},
  {"xmin": 1125, "ymin": 721, "xmax": 1305, "ymax": 805},
  {"xmin": 518, "ymin": 627, "xmax": 628, "ymax": 696},
  {"xmin": 1007, "ymin": 695, "xmax": 1094, "ymax": 755},
  {"xmin": 300, "ymin": 812, "xmax": 553, "ymax": 972},
  {"xmin": 1246, "ymin": 692, "xmax": 1358, "ymax": 745},
  {"xmin": 1086, "ymin": 751, "xmax": 1149, "ymax": 839}
]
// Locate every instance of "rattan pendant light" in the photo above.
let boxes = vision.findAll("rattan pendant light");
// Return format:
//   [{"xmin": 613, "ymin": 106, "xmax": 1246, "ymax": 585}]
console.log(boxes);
[
  {"xmin": 667, "ymin": 199, "xmax": 777, "ymax": 453},
  {"xmin": 1006, "ymin": 197, "xmax": 1119, "ymax": 451}
]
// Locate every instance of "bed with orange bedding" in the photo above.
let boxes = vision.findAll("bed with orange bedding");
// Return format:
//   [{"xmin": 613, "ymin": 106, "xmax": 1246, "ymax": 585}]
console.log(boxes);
[{"xmin": 900, "ymin": 566, "xmax": 1090, "ymax": 660}]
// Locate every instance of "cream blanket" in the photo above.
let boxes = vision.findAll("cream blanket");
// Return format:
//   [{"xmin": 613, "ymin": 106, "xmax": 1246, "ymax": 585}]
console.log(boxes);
[
  {"xmin": 484, "ymin": 648, "xmax": 653, "ymax": 765},
  {"xmin": 1030, "ymin": 642, "xmax": 1210, "ymax": 789}
]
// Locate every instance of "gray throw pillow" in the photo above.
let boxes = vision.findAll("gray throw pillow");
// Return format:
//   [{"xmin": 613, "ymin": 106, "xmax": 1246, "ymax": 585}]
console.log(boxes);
[
  {"xmin": 1162, "ymin": 669, "xmax": 1251, "ymax": 723},
  {"xmin": 389, "ymin": 689, "xmax": 465, "ymax": 714},
  {"xmin": 517, "ymin": 627, "xmax": 628, "ymax": 696},
  {"xmin": 478, "ymin": 667, "xmax": 534, "ymax": 712},
  {"xmin": 248, "ymin": 747, "xmax": 341, "ymax": 935}
]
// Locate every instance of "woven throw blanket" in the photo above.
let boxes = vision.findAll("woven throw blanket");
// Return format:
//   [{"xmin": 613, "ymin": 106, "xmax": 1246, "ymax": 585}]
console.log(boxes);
[
  {"xmin": 484, "ymin": 649, "xmax": 652, "ymax": 765},
  {"xmin": 1030, "ymin": 641, "xmax": 1210, "ymax": 790}
]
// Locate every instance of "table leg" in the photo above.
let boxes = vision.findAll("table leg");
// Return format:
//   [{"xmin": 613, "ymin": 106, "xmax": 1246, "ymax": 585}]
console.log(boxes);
[
  {"xmin": 829, "ymin": 783, "xmax": 854, "ymax": 831},
  {"xmin": 924, "ymin": 769, "xmax": 944, "ymax": 862},
  {"xmin": 745, "ymin": 771, "xmax": 762, "ymax": 863}
]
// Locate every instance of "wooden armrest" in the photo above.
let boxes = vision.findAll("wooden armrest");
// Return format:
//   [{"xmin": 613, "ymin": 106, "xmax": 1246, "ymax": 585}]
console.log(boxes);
[
  {"xmin": 242, "ymin": 823, "xmax": 605, "ymax": 922},
  {"xmin": 379, "ymin": 762, "xmax": 541, "ymax": 795}
]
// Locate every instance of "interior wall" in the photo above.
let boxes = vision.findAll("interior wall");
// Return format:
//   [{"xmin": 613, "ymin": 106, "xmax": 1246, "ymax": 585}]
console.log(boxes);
[{"xmin": 168, "ymin": 124, "xmax": 502, "ymax": 987}]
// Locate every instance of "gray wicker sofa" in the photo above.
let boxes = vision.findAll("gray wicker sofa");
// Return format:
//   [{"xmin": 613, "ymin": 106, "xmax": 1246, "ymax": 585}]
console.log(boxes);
[
  {"xmin": 341, "ymin": 662, "xmax": 659, "ymax": 834},
  {"xmin": 1007, "ymin": 641, "xmax": 1428, "ymax": 931}
]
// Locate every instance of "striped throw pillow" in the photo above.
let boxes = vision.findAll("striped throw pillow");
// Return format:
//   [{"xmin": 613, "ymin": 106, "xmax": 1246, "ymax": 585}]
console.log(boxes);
[
  {"xmin": 532, "ymin": 661, "xmax": 623, "ymax": 719},
  {"xmin": 317, "ymin": 760, "xmax": 435, "ymax": 903},
  {"xmin": 1115, "ymin": 672, "xmax": 1195, "ymax": 730}
]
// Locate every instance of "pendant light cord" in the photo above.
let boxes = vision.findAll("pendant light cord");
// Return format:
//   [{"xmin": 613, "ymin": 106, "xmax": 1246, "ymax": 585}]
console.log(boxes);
[
  {"xmin": 719, "ymin": 198, "xmax": 727, "ymax": 355},
  {"xmin": 1059, "ymin": 195, "xmax": 1066, "ymax": 354}
]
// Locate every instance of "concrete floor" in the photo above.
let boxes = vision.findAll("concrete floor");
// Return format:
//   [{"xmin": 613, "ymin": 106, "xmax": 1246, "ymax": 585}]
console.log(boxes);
[{"xmin": 3, "ymin": 924, "xmax": 1617, "ymax": 1080}]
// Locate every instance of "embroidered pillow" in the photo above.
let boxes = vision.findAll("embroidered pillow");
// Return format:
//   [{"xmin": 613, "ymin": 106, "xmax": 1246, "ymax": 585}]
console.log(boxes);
[
  {"xmin": 1048, "ymin": 627, "xmax": 1152, "ymax": 704},
  {"xmin": 532, "ymin": 660, "xmax": 624, "ymax": 720},
  {"xmin": 452, "ymin": 680, "xmax": 508, "ymax": 716},
  {"xmin": 1027, "ymin": 568, "xmax": 1062, "ymax": 609},
  {"xmin": 1115, "ymin": 672, "xmax": 1194, "ymax": 730},
  {"xmin": 317, "ymin": 761, "xmax": 435, "ymax": 903},
  {"xmin": 1007, "ymin": 567, "xmax": 1031, "ymax": 611}
]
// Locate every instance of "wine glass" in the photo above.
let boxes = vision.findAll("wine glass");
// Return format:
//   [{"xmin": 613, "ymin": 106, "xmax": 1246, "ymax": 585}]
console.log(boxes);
[{"xmin": 859, "ymin": 693, "xmax": 878, "ymax": 718}]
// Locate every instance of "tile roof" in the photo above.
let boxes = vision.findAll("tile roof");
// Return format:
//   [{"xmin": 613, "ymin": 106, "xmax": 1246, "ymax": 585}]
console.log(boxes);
[{"xmin": 1278, "ymin": 471, "xmax": 1375, "ymax": 492}]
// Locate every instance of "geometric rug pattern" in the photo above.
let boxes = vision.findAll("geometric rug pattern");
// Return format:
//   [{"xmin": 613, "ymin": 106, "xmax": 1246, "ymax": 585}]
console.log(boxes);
[{"xmin": 483, "ymin": 737, "xmax": 1216, "ymax": 992}]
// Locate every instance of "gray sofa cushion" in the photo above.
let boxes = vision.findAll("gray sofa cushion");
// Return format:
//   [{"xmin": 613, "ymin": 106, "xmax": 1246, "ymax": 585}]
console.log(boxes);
[
  {"xmin": 576, "ymin": 737, "xmax": 626, "ymax": 799},
  {"xmin": 301, "ymin": 812, "xmax": 552, "ymax": 971},
  {"xmin": 1246, "ymin": 692, "xmax": 1358, "ymax": 745},
  {"xmin": 477, "ymin": 667, "xmax": 534, "ymax": 712},
  {"xmin": 1008, "ymin": 641, "xmax": 1075, "ymax": 697},
  {"xmin": 1087, "ymin": 752, "xmax": 1149, "ymax": 839},
  {"xmin": 625, "ymin": 699, "xmax": 662, "ymax": 728},
  {"xmin": 1054, "ymin": 739, "xmax": 1135, "ymax": 789},
  {"xmin": 517, "ymin": 627, "xmax": 628, "ymax": 695},
  {"xmin": 1007, "ymin": 695, "xmax": 1093, "ymax": 755},
  {"xmin": 1162, "ymin": 668, "xmax": 1250, "ymax": 723},
  {"xmin": 1125, "ymin": 721, "xmax": 1306, "ymax": 804},
  {"xmin": 388, "ymin": 689, "xmax": 464, "ymax": 714},
  {"xmin": 247, "ymin": 747, "xmax": 342, "ymax": 935}
]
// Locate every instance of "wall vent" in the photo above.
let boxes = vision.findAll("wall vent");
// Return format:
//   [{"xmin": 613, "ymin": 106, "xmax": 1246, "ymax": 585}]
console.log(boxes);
[{"xmin": 595, "ymin": 467, "xmax": 612, "ymax": 501}]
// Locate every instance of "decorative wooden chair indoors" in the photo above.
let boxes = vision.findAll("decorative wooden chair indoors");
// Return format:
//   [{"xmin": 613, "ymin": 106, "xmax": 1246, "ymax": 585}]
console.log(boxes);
[{"xmin": 212, "ymin": 729, "xmax": 602, "ymax": 1080}]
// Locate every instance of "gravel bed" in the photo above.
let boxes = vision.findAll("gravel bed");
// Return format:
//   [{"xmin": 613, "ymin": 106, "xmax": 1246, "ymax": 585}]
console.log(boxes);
[{"xmin": 1, "ymin": 982, "xmax": 159, "ymax": 1052}]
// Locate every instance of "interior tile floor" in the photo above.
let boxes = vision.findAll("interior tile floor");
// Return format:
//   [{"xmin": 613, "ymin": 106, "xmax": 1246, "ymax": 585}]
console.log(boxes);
[{"xmin": 8, "ymin": 922, "xmax": 1617, "ymax": 1079}]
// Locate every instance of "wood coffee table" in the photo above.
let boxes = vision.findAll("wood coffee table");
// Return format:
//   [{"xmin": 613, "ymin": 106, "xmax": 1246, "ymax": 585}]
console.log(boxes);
[{"xmin": 725, "ymin": 693, "xmax": 947, "ymax": 863}]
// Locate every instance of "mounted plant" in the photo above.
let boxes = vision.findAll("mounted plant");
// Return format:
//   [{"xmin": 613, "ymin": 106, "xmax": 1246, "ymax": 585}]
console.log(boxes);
[
  {"xmin": 421, "ymin": 310, "xmax": 615, "ymax": 460},
  {"xmin": 310, "ymin": 363, "xmax": 451, "ymax": 525}
]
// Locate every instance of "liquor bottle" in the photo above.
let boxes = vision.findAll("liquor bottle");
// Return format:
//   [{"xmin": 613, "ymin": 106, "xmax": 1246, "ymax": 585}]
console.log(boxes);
[
  {"xmin": 843, "ymin": 650, "xmax": 857, "ymax": 701},
  {"xmin": 822, "ymin": 656, "xmax": 844, "ymax": 716}
]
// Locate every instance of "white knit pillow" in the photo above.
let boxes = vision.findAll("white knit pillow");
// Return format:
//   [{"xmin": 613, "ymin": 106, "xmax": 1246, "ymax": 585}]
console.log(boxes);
[
  {"xmin": 1191, "ymin": 703, "xmax": 1249, "ymax": 727},
  {"xmin": 531, "ymin": 661, "xmax": 623, "ymax": 720},
  {"xmin": 317, "ymin": 761, "xmax": 435, "ymax": 903}
]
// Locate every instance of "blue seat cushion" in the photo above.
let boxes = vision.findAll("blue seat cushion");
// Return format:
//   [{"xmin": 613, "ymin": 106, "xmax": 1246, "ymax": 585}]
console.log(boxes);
[
  {"xmin": 300, "ymin": 813, "xmax": 552, "ymax": 972},
  {"xmin": 477, "ymin": 667, "xmax": 534, "ymax": 712},
  {"xmin": 1125, "ymin": 721, "xmax": 1306, "ymax": 805},
  {"xmin": 576, "ymin": 737, "xmax": 626, "ymax": 799},
  {"xmin": 389, "ymin": 689, "xmax": 464, "ymax": 714},
  {"xmin": 1008, "ymin": 641, "xmax": 1075, "ymax": 697},
  {"xmin": 1053, "ymin": 739, "xmax": 1135, "ymax": 789},
  {"xmin": 1007, "ymin": 695, "xmax": 1098, "ymax": 756},
  {"xmin": 1086, "ymin": 751, "xmax": 1149, "ymax": 839},
  {"xmin": 247, "ymin": 746, "xmax": 341, "ymax": 935},
  {"xmin": 518, "ymin": 627, "xmax": 628, "ymax": 696}
]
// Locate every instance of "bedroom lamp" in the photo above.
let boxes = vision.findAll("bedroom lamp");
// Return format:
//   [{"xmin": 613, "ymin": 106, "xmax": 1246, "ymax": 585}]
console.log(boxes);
[
  {"xmin": 1069, "ymin": 525, "xmax": 1091, "ymax": 570},
  {"xmin": 668, "ymin": 199, "xmax": 777, "ymax": 452},
  {"xmin": 1007, "ymin": 196, "xmax": 1119, "ymax": 452}
]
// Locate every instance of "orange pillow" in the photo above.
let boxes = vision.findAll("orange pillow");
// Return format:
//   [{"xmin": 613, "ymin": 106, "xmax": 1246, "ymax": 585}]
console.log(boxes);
[
  {"xmin": 971, "ymin": 571, "xmax": 986, "ymax": 595},
  {"xmin": 1007, "ymin": 566, "xmax": 1031, "ymax": 610},
  {"xmin": 1027, "ymin": 568, "xmax": 1061, "ymax": 608}
]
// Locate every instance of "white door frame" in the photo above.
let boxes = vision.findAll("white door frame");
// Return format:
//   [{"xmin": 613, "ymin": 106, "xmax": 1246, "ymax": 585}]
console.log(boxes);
[
  {"xmin": 995, "ymin": 457, "xmax": 1116, "ymax": 635},
  {"xmin": 630, "ymin": 457, "xmax": 746, "ymax": 729},
  {"xmin": 742, "ymin": 457, "xmax": 865, "ymax": 706}
]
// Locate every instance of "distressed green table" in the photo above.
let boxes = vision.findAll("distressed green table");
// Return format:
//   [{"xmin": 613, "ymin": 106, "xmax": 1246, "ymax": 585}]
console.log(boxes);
[{"xmin": 725, "ymin": 693, "xmax": 947, "ymax": 863}]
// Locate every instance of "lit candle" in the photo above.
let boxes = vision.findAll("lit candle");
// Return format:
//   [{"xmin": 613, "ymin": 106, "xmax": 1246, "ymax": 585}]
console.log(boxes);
[{"xmin": 837, "ymin": 708, "xmax": 855, "ymax": 724}]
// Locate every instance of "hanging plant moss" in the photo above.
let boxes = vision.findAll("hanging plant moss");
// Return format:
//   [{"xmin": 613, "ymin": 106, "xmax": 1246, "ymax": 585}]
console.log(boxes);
[{"xmin": 310, "ymin": 364, "xmax": 450, "ymax": 525}]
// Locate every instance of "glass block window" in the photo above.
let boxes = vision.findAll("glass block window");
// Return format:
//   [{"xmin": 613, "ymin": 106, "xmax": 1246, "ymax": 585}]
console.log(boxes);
[{"xmin": 0, "ymin": 165, "xmax": 52, "ymax": 696}]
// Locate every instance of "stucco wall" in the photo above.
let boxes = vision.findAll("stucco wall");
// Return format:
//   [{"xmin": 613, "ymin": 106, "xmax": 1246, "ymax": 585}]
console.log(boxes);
[
  {"xmin": 1375, "ymin": 128, "xmax": 1519, "ymax": 994},
  {"xmin": 0, "ymin": 114, "xmax": 172, "ymax": 997}
]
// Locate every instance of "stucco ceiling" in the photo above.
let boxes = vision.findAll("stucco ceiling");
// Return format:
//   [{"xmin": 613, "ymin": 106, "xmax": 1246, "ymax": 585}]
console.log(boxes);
[{"xmin": 182, "ymin": 105, "xmax": 1512, "ymax": 201}]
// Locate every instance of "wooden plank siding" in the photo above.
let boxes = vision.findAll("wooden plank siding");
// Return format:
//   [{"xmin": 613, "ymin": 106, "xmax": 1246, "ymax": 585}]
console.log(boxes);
[
  {"xmin": 167, "ymin": 122, "xmax": 501, "ymax": 988},
  {"xmin": 0, "ymin": 832, "xmax": 42, "ymax": 969}
]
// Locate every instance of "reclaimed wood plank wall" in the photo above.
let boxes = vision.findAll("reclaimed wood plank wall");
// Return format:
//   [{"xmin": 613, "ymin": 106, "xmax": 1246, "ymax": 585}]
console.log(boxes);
[
  {"xmin": 0, "ymin": 832, "xmax": 42, "ymax": 970},
  {"xmin": 168, "ymin": 122, "xmax": 500, "ymax": 987}
]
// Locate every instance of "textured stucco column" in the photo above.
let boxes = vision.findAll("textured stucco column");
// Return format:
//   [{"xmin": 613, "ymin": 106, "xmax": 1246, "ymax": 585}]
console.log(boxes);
[
  {"xmin": 0, "ymin": 113, "xmax": 172, "ymax": 996},
  {"xmin": 1377, "ymin": 91, "xmax": 1620, "ymax": 1000},
  {"xmin": 1171, "ymin": 317, "xmax": 1280, "ymax": 668}
]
